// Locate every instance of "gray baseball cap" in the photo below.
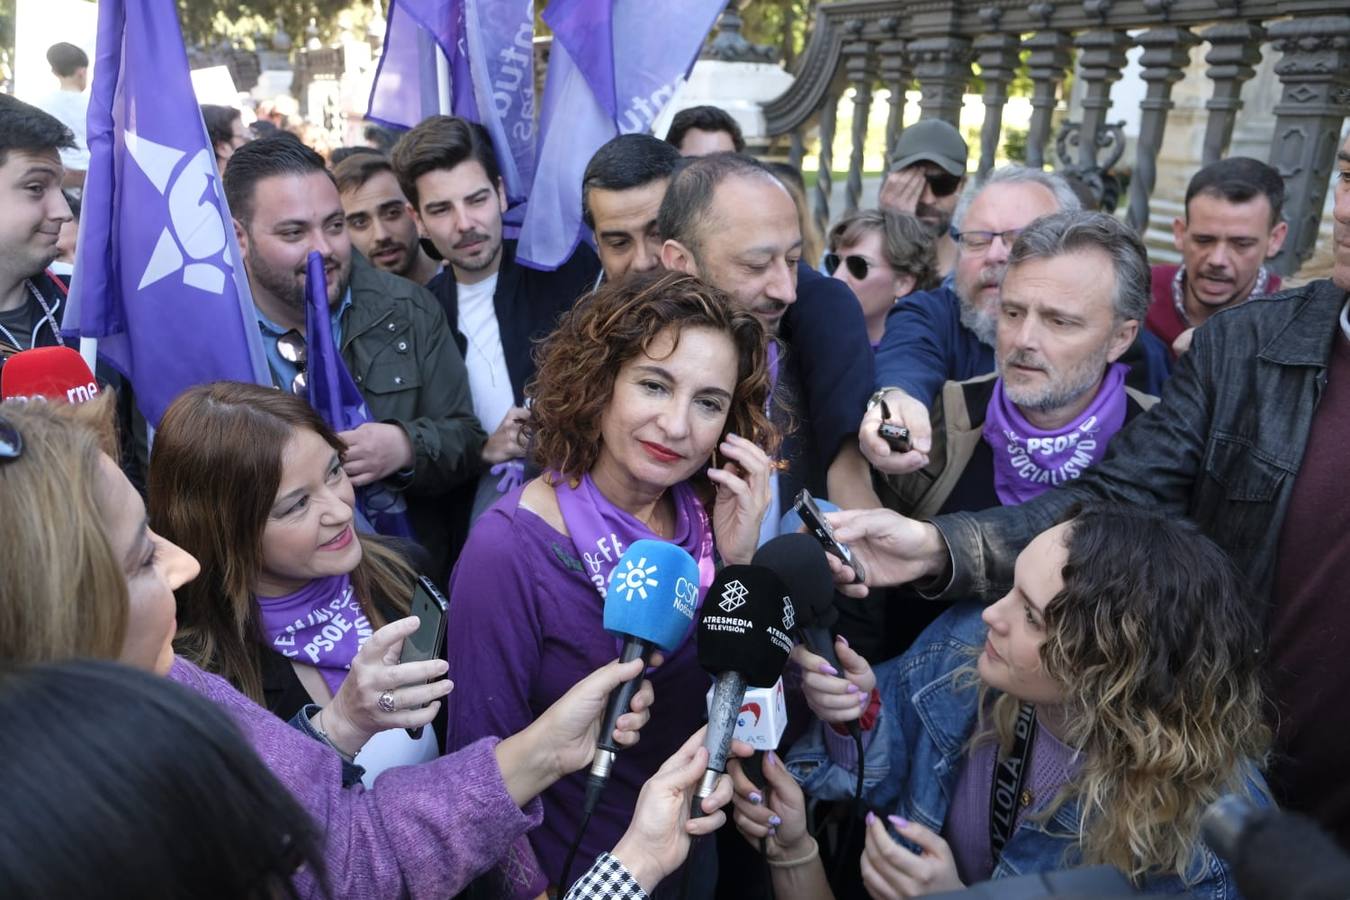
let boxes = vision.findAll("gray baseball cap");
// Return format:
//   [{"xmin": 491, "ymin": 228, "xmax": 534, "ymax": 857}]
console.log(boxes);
[{"xmin": 890, "ymin": 119, "xmax": 968, "ymax": 176}]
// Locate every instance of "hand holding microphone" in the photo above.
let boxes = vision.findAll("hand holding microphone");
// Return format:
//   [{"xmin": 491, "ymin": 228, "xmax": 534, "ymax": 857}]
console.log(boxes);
[
  {"xmin": 694, "ymin": 565, "xmax": 794, "ymax": 815},
  {"xmin": 586, "ymin": 540, "xmax": 702, "ymax": 811}
]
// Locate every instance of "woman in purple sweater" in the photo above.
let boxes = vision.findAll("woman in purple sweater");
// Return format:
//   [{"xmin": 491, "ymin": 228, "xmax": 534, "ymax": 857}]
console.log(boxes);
[
  {"xmin": 446, "ymin": 270, "xmax": 780, "ymax": 898},
  {"xmin": 0, "ymin": 396, "xmax": 660, "ymax": 900}
]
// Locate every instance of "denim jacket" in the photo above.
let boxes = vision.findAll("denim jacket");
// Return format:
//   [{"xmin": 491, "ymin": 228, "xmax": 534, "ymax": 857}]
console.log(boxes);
[
  {"xmin": 787, "ymin": 603, "xmax": 1268, "ymax": 898},
  {"xmin": 930, "ymin": 279, "xmax": 1348, "ymax": 604}
]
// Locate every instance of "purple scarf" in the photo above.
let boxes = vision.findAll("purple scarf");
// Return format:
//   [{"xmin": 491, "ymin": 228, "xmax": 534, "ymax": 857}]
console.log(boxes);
[
  {"xmin": 554, "ymin": 473, "xmax": 716, "ymax": 648},
  {"xmin": 255, "ymin": 573, "xmax": 373, "ymax": 696},
  {"xmin": 981, "ymin": 363, "xmax": 1128, "ymax": 506}
]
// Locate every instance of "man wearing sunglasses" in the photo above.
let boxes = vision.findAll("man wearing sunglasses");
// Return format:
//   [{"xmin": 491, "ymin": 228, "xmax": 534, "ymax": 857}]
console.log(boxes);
[
  {"xmin": 878, "ymin": 120, "xmax": 968, "ymax": 279},
  {"xmin": 862, "ymin": 165, "xmax": 1173, "ymax": 478}
]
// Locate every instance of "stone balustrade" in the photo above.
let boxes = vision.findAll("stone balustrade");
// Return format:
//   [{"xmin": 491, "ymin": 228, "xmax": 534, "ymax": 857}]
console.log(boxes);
[{"xmin": 761, "ymin": 0, "xmax": 1350, "ymax": 275}]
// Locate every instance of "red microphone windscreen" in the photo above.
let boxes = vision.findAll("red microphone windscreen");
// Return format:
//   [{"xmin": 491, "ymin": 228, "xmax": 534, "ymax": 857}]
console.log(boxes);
[{"xmin": 0, "ymin": 346, "xmax": 101, "ymax": 404}]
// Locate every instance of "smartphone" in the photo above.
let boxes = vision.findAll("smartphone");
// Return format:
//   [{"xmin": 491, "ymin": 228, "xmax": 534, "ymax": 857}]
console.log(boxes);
[
  {"xmin": 792, "ymin": 489, "xmax": 866, "ymax": 585},
  {"xmin": 399, "ymin": 576, "xmax": 449, "ymax": 739}
]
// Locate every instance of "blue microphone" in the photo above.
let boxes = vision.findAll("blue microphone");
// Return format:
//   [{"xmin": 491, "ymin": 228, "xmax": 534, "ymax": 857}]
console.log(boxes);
[{"xmin": 585, "ymin": 540, "xmax": 701, "ymax": 813}]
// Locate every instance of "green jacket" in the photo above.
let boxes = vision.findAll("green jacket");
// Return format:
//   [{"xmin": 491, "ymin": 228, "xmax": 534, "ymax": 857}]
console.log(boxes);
[{"xmin": 340, "ymin": 254, "xmax": 486, "ymax": 578}]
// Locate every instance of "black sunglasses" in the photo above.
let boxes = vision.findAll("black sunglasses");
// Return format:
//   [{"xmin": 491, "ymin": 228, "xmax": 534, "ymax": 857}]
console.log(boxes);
[
  {"xmin": 824, "ymin": 253, "xmax": 871, "ymax": 281},
  {"xmin": 276, "ymin": 329, "xmax": 308, "ymax": 395},
  {"xmin": 924, "ymin": 171, "xmax": 963, "ymax": 197},
  {"xmin": 0, "ymin": 414, "xmax": 23, "ymax": 463}
]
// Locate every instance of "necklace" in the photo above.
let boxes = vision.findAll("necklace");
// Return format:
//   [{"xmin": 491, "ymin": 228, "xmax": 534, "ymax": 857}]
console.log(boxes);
[
  {"xmin": 0, "ymin": 280, "xmax": 65, "ymax": 351},
  {"xmin": 1172, "ymin": 265, "xmax": 1271, "ymax": 328}
]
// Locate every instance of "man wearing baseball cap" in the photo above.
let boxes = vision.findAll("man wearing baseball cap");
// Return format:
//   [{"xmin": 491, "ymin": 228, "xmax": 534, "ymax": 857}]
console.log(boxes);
[{"xmin": 878, "ymin": 119, "xmax": 968, "ymax": 278}]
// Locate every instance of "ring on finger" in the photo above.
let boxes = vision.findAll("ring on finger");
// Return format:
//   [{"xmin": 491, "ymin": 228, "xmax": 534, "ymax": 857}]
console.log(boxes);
[{"xmin": 378, "ymin": 689, "xmax": 397, "ymax": 713}]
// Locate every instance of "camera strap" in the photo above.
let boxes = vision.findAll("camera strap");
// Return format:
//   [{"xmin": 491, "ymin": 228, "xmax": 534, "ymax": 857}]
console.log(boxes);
[{"xmin": 988, "ymin": 702, "xmax": 1037, "ymax": 861}]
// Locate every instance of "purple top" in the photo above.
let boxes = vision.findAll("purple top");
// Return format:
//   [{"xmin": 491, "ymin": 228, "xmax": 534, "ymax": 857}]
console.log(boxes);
[
  {"xmin": 942, "ymin": 723, "xmax": 1080, "ymax": 884},
  {"xmin": 446, "ymin": 484, "xmax": 713, "ymax": 898},
  {"xmin": 169, "ymin": 656, "xmax": 543, "ymax": 899}
]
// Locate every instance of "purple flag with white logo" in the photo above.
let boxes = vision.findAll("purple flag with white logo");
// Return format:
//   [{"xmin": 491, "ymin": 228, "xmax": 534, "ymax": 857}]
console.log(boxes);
[
  {"xmin": 367, "ymin": 0, "xmax": 536, "ymax": 205},
  {"xmin": 517, "ymin": 0, "xmax": 727, "ymax": 270},
  {"xmin": 303, "ymin": 252, "xmax": 414, "ymax": 540},
  {"xmin": 66, "ymin": 0, "xmax": 270, "ymax": 426}
]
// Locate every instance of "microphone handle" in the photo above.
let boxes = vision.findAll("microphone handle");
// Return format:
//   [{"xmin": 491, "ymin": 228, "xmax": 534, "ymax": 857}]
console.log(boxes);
[
  {"xmin": 798, "ymin": 625, "xmax": 861, "ymax": 740},
  {"xmin": 596, "ymin": 638, "xmax": 654, "ymax": 757},
  {"xmin": 693, "ymin": 670, "xmax": 748, "ymax": 818}
]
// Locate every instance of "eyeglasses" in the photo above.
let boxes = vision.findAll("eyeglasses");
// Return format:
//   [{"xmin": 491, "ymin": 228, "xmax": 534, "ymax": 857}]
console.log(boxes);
[
  {"xmin": 924, "ymin": 171, "xmax": 964, "ymax": 197},
  {"xmin": 824, "ymin": 253, "xmax": 872, "ymax": 281},
  {"xmin": 949, "ymin": 227, "xmax": 1026, "ymax": 253},
  {"xmin": 276, "ymin": 329, "xmax": 308, "ymax": 395},
  {"xmin": 0, "ymin": 415, "xmax": 23, "ymax": 463}
]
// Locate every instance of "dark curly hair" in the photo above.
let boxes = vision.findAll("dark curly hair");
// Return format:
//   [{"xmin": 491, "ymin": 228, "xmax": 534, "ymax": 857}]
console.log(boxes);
[{"xmin": 526, "ymin": 269, "xmax": 779, "ymax": 480}]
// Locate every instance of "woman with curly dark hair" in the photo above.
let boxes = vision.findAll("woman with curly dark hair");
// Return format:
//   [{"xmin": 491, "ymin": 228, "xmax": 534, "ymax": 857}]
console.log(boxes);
[
  {"xmin": 732, "ymin": 504, "xmax": 1271, "ymax": 899},
  {"xmin": 446, "ymin": 269, "xmax": 780, "ymax": 898}
]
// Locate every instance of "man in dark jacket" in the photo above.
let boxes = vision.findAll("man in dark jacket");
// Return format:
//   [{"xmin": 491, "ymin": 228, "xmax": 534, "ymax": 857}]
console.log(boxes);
[
  {"xmin": 392, "ymin": 116, "xmax": 599, "ymax": 520},
  {"xmin": 823, "ymin": 132, "xmax": 1350, "ymax": 846},
  {"xmin": 224, "ymin": 135, "xmax": 485, "ymax": 582}
]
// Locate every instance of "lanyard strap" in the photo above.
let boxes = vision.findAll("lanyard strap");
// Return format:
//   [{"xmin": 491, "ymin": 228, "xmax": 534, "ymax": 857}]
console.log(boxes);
[{"xmin": 988, "ymin": 702, "xmax": 1037, "ymax": 861}]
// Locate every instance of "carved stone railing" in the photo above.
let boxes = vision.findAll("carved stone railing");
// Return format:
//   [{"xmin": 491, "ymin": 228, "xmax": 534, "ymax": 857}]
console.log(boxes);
[{"xmin": 762, "ymin": 0, "xmax": 1350, "ymax": 276}]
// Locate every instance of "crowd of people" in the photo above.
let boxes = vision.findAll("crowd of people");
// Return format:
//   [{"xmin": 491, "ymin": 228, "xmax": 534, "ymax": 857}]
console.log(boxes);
[{"xmin": 1, "ymin": 49, "xmax": 1348, "ymax": 900}]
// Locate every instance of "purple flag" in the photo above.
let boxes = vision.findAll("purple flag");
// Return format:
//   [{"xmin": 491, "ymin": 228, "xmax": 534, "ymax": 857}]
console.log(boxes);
[
  {"xmin": 303, "ymin": 252, "xmax": 414, "ymax": 540},
  {"xmin": 66, "ymin": 0, "xmax": 270, "ymax": 426},
  {"xmin": 367, "ymin": 0, "xmax": 535, "ymax": 205},
  {"xmin": 517, "ymin": 0, "xmax": 727, "ymax": 270}
]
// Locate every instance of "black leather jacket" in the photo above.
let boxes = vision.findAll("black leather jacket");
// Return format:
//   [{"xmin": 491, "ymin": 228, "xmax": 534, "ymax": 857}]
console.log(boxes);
[{"xmin": 930, "ymin": 277, "xmax": 1349, "ymax": 604}]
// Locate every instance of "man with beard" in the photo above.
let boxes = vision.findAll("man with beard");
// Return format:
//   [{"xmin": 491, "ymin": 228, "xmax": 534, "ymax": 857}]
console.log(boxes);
[
  {"xmin": 392, "ymin": 116, "xmax": 599, "ymax": 520},
  {"xmin": 333, "ymin": 152, "xmax": 441, "ymax": 287},
  {"xmin": 816, "ymin": 130, "xmax": 1350, "ymax": 850},
  {"xmin": 877, "ymin": 119, "xmax": 967, "ymax": 278},
  {"xmin": 658, "ymin": 152, "xmax": 879, "ymax": 517},
  {"xmin": 1147, "ymin": 157, "xmax": 1286, "ymax": 355},
  {"xmin": 874, "ymin": 210, "xmax": 1156, "ymax": 646},
  {"xmin": 223, "ymin": 135, "xmax": 485, "ymax": 582},
  {"xmin": 863, "ymin": 165, "xmax": 1171, "ymax": 476}
]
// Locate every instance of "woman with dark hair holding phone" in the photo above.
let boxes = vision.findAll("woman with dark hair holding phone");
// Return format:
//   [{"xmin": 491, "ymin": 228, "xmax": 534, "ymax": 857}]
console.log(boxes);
[
  {"xmin": 730, "ymin": 505, "xmax": 1271, "ymax": 898},
  {"xmin": 446, "ymin": 269, "xmax": 781, "ymax": 898},
  {"xmin": 0, "ymin": 397, "xmax": 660, "ymax": 899},
  {"xmin": 0, "ymin": 658, "xmax": 326, "ymax": 900},
  {"xmin": 149, "ymin": 382, "xmax": 446, "ymax": 783}
]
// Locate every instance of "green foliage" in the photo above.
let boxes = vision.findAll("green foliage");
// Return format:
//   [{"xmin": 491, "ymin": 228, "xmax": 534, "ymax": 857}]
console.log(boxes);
[
  {"xmin": 1002, "ymin": 125, "xmax": 1028, "ymax": 163},
  {"xmin": 740, "ymin": 0, "xmax": 814, "ymax": 67},
  {"xmin": 174, "ymin": 0, "xmax": 361, "ymax": 49}
]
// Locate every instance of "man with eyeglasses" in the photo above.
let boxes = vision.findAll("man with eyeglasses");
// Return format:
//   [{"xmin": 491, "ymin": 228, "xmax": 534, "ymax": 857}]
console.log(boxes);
[
  {"xmin": 861, "ymin": 164, "xmax": 1172, "ymax": 476},
  {"xmin": 223, "ymin": 134, "xmax": 485, "ymax": 583},
  {"xmin": 878, "ymin": 120, "xmax": 967, "ymax": 278}
]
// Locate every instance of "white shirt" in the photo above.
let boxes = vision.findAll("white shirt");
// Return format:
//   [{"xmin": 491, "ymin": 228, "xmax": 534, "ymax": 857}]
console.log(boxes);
[
  {"xmin": 458, "ymin": 273, "xmax": 516, "ymax": 519},
  {"xmin": 36, "ymin": 89, "xmax": 90, "ymax": 171}
]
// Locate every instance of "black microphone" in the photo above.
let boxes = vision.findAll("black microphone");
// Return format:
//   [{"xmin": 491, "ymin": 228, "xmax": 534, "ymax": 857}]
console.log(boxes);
[
  {"xmin": 753, "ymin": 532, "xmax": 860, "ymax": 739},
  {"xmin": 1201, "ymin": 795, "xmax": 1350, "ymax": 899},
  {"xmin": 694, "ymin": 565, "xmax": 794, "ymax": 815}
]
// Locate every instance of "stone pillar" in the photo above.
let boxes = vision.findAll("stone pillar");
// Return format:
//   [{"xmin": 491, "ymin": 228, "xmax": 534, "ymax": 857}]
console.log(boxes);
[
  {"xmin": 1265, "ymin": 16, "xmax": 1350, "ymax": 275},
  {"xmin": 1200, "ymin": 23, "xmax": 1265, "ymax": 166},
  {"xmin": 876, "ymin": 20, "xmax": 910, "ymax": 168},
  {"xmin": 908, "ymin": 36, "xmax": 972, "ymax": 124},
  {"xmin": 1072, "ymin": 29, "xmax": 1130, "ymax": 173},
  {"xmin": 1127, "ymin": 27, "xmax": 1199, "ymax": 231},
  {"xmin": 973, "ymin": 15, "xmax": 1020, "ymax": 177},
  {"xmin": 813, "ymin": 90, "xmax": 841, "ymax": 239},
  {"xmin": 842, "ymin": 22, "xmax": 876, "ymax": 215},
  {"xmin": 1023, "ymin": 27, "xmax": 1073, "ymax": 169}
]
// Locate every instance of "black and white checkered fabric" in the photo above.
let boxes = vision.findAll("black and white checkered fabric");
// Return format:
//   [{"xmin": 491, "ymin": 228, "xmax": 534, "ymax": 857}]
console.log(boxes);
[{"xmin": 563, "ymin": 852, "xmax": 648, "ymax": 900}]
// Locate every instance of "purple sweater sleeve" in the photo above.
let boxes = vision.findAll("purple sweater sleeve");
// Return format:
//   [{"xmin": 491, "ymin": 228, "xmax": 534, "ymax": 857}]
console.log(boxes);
[
  {"xmin": 445, "ymin": 502, "xmax": 551, "ymax": 897},
  {"xmin": 169, "ymin": 657, "xmax": 543, "ymax": 900}
]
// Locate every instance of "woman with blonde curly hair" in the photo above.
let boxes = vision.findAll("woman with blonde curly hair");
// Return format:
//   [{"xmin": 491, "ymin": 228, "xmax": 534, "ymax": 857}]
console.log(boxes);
[
  {"xmin": 731, "ymin": 504, "xmax": 1270, "ymax": 898},
  {"xmin": 446, "ymin": 268, "xmax": 780, "ymax": 898}
]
